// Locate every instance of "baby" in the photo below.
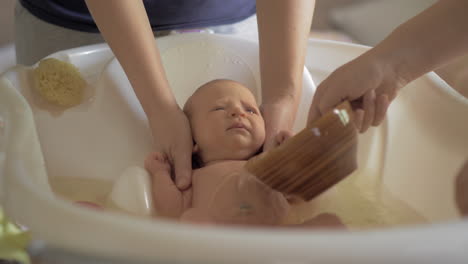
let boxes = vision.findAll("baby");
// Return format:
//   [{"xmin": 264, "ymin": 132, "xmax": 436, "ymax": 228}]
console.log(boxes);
[{"xmin": 145, "ymin": 79, "xmax": 343, "ymax": 227}]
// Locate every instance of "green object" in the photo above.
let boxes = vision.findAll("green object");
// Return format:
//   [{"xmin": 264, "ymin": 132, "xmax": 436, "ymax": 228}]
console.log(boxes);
[{"xmin": 0, "ymin": 208, "xmax": 31, "ymax": 264}]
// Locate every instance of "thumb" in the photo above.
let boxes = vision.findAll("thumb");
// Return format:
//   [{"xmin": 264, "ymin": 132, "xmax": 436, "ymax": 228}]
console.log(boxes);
[
  {"xmin": 308, "ymin": 90, "xmax": 328, "ymax": 124},
  {"xmin": 173, "ymin": 148, "xmax": 193, "ymax": 190},
  {"xmin": 308, "ymin": 85, "xmax": 325, "ymax": 124},
  {"xmin": 307, "ymin": 101, "xmax": 321, "ymax": 125},
  {"xmin": 308, "ymin": 83, "xmax": 344, "ymax": 125}
]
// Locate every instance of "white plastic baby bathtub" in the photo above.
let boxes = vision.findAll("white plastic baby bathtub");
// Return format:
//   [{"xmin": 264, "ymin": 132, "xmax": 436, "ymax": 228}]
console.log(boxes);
[{"xmin": 0, "ymin": 34, "xmax": 467, "ymax": 263}]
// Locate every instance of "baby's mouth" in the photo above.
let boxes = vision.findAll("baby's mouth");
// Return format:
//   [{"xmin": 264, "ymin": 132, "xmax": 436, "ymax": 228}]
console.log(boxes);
[{"xmin": 227, "ymin": 122, "xmax": 249, "ymax": 132}]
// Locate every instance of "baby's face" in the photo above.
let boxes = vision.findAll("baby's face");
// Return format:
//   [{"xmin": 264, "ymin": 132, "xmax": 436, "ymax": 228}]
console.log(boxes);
[{"xmin": 187, "ymin": 80, "xmax": 265, "ymax": 163}]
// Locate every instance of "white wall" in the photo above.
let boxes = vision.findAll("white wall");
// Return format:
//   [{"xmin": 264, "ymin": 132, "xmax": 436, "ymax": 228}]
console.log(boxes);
[{"xmin": 330, "ymin": 0, "xmax": 436, "ymax": 46}]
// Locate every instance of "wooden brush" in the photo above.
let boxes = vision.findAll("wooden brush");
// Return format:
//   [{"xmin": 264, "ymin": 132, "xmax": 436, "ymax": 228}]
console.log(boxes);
[{"xmin": 245, "ymin": 101, "xmax": 358, "ymax": 201}]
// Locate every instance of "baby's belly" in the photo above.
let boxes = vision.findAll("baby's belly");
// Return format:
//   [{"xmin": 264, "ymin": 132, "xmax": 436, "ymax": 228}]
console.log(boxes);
[{"xmin": 192, "ymin": 171, "xmax": 290, "ymax": 226}]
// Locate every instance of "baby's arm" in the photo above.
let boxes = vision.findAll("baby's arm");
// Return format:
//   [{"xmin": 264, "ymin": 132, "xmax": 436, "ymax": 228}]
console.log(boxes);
[{"xmin": 145, "ymin": 152, "xmax": 191, "ymax": 218}]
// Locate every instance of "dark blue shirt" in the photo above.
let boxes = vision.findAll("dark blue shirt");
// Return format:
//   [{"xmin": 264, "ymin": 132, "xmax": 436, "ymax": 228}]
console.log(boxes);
[{"xmin": 20, "ymin": 0, "xmax": 256, "ymax": 33}]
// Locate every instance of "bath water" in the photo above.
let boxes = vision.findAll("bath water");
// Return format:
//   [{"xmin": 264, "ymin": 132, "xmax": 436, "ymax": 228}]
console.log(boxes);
[
  {"xmin": 49, "ymin": 177, "xmax": 113, "ymax": 209},
  {"xmin": 49, "ymin": 170, "xmax": 428, "ymax": 229},
  {"xmin": 49, "ymin": 176, "xmax": 152, "ymax": 216},
  {"xmin": 289, "ymin": 171, "xmax": 428, "ymax": 229}
]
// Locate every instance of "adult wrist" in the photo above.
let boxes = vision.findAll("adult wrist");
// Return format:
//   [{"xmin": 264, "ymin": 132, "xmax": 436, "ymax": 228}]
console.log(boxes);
[
  {"xmin": 368, "ymin": 39, "xmax": 414, "ymax": 89},
  {"xmin": 262, "ymin": 81, "xmax": 302, "ymax": 108},
  {"xmin": 147, "ymin": 98, "xmax": 180, "ymax": 119},
  {"xmin": 260, "ymin": 96, "xmax": 298, "ymax": 132},
  {"xmin": 143, "ymin": 88, "xmax": 180, "ymax": 121},
  {"xmin": 371, "ymin": 26, "xmax": 432, "ymax": 87}
]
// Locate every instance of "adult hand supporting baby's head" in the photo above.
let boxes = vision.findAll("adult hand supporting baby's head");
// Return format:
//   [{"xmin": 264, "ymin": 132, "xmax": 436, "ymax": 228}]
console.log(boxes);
[
  {"xmin": 148, "ymin": 105, "xmax": 193, "ymax": 190},
  {"xmin": 261, "ymin": 97, "xmax": 297, "ymax": 151}
]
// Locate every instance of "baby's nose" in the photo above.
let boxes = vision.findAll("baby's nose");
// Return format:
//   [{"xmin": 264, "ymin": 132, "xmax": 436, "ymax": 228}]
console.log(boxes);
[{"xmin": 231, "ymin": 110, "xmax": 246, "ymax": 117}]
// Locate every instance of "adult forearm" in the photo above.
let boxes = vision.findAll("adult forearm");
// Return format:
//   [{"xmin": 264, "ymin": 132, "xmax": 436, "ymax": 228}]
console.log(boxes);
[
  {"xmin": 85, "ymin": 0, "xmax": 178, "ymax": 120},
  {"xmin": 372, "ymin": 0, "xmax": 468, "ymax": 83},
  {"xmin": 256, "ymin": 0, "xmax": 315, "ymax": 107}
]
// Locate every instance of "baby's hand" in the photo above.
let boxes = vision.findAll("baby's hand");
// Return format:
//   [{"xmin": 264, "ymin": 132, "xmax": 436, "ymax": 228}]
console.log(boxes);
[
  {"xmin": 145, "ymin": 152, "xmax": 191, "ymax": 218},
  {"xmin": 275, "ymin": 130, "xmax": 294, "ymax": 146},
  {"xmin": 262, "ymin": 130, "xmax": 294, "ymax": 151},
  {"xmin": 261, "ymin": 97, "xmax": 296, "ymax": 151},
  {"xmin": 145, "ymin": 152, "xmax": 171, "ymax": 178}
]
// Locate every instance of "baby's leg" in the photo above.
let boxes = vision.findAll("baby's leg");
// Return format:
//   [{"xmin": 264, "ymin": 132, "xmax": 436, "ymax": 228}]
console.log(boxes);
[{"xmin": 145, "ymin": 152, "xmax": 190, "ymax": 218}]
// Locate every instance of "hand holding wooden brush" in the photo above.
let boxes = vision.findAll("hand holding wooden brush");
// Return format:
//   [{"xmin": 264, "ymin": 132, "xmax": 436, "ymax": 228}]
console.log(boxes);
[{"xmin": 245, "ymin": 101, "xmax": 358, "ymax": 201}]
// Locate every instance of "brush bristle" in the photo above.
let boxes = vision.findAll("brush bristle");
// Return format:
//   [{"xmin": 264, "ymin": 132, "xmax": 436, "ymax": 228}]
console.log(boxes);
[{"xmin": 246, "ymin": 101, "xmax": 357, "ymax": 201}]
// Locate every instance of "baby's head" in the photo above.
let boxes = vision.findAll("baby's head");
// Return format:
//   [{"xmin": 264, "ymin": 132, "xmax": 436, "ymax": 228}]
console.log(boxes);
[{"xmin": 184, "ymin": 79, "xmax": 265, "ymax": 166}]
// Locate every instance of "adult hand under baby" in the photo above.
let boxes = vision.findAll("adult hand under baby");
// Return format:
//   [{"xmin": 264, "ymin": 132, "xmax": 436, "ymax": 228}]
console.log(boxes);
[
  {"xmin": 148, "ymin": 106, "xmax": 193, "ymax": 190},
  {"xmin": 307, "ymin": 52, "xmax": 406, "ymax": 133}
]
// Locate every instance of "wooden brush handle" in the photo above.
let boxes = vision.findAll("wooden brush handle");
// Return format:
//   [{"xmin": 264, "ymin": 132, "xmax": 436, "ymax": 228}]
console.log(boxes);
[{"xmin": 245, "ymin": 101, "xmax": 358, "ymax": 201}]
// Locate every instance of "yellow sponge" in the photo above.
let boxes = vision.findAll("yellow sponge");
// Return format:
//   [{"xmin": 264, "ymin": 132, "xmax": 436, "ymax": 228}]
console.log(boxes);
[
  {"xmin": 0, "ymin": 208, "xmax": 31, "ymax": 264},
  {"xmin": 33, "ymin": 58, "xmax": 86, "ymax": 107}
]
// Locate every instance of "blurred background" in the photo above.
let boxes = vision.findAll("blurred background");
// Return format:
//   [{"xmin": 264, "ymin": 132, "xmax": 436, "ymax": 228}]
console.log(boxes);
[
  {"xmin": 0, "ymin": 1, "xmax": 466, "ymax": 262},
  {"xmin": 0, "ymin": 0, "xmax": 466, "ymax": 93}
]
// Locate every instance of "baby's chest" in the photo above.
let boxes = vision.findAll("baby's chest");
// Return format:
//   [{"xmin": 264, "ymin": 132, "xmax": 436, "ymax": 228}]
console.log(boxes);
[{"xmin": 192, "ymin": 163, "xmax": 245, "ymax": 205}]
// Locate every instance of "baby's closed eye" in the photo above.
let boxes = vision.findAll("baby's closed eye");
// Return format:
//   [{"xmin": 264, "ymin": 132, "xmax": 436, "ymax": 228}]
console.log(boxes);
[
  {"xmin": 244, "ymin": 107, "xmax": 258, "ymax": 114},
  {"xmin": 212, "ymin": 106, "xmax": 225, "ymax": 111}
]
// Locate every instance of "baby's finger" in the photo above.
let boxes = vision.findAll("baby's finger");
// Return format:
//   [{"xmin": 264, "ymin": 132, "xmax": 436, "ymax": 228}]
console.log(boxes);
[
  {"xmin": 275, "ymin": 130, "xmax": 294, "ymax": 146},
  {"xmin": 373, "ymin": 94, "xmax": 390, "ymax": 126},
  {"xmin": 361, "ymin": 90, "xmax": 376, "ymax": 133},
  {"xmin": 149, "ymin": 151, "xmax": 170, "ymax": 167}
]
